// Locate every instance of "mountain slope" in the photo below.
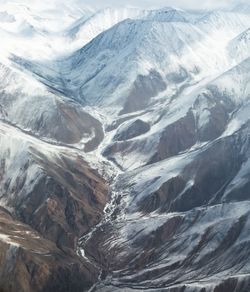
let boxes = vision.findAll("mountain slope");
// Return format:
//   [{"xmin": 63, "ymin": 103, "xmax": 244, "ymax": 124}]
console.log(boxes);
[
  {"xmin": 0, "ymin": 4, "xmax": 250, "ymax": 292},
  {"xmin": 0, "ymin": 207, "xmax": 98, "ymax": 292},
  {"xmin": 228, "ymin": 28, "xmax": 250, "ymax": 62},
  {"xmin": 82, "ymin": 59, "xmax": 250, "ymax": 292},
  {"xmin": 65, "ymin": 7, "xmax": 144, "ymax": 48},
  {"xmin": 0, "ymin": 118, "xmax": 108, "ymax": 291},
  {"xmin": 31, "ymin": 19, "xmax": 218, "ymax": 113}
]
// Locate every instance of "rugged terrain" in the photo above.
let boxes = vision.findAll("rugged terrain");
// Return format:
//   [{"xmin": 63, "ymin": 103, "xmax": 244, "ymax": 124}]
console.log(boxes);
[{"xmin": 0, "ymin": 2, "xmax": 250, "ymax": 291}]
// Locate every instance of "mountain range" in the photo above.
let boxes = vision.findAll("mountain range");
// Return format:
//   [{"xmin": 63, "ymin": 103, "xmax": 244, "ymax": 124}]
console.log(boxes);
[{"xmin": 0, "ymin": 2, "xmax": 250, "ymax": 291}]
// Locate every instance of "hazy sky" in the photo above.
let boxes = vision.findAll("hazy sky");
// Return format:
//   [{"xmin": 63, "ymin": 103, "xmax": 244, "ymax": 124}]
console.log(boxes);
[
  {"xmin": 79, "ymin": 0, "xmax": 247, "ymax": 10},
  {"xmin": 0, "ymin": 0, "xmax": 248, "ymax": 11}
]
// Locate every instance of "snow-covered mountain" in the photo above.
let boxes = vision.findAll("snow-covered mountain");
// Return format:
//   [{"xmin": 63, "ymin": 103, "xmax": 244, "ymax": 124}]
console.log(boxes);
[
  {"xmin": 228, "ymin": 28, "xmax": 250, "ymax": 62},
  {"xmin": 65, "ymin": 7, "xmax": 145, "ymax": 49},
  {"xmin": 0, "ymin": 3, "xmax": 250, "ymax": 292},
  {"xmin": 231, "ymin": 3, "xmax": 250, "ymax": 14}
]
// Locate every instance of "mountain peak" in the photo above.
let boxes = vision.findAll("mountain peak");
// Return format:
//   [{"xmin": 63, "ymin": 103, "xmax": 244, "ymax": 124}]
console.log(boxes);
[
  {"xmin": 1, "ymin": 4, "xmax": 250, "ymax": 292},
  {"xmin": 144, "ymin": 7, "xmax": 188, "ymax": 22}
]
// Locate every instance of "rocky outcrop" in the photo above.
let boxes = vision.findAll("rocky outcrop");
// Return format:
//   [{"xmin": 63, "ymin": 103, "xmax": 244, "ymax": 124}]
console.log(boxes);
[
  {"xmin": 0, "ymin": 62, "xmax": 104, "ymax": 149},
  {"xmin": 1, "ymin": 5, "xmax": 250, "ymax": 292},
  {"xmin": 119, "ymin": 70, "xmax": 166, "ymax": 115},
  {"xmin": 0, "ymin": 121, "xmax": 108, "ymax": 291},
  {"xmin": 113, "ymin": 119, "xmax": 150, "ymax": 141},
  {"xmin": 0, "ymin": 126, "xmax": 108, "ymax": 249},
  {"xmin": 81, "ymin": 120, "xmax": 250, "ymax": 291},
  {"xmin": 149, "ymin": 110, "xmax": 196, "ymax": 163},
  {"xmin": 18, "ymin": 147, "xmax": 108, "ymax": 249},
  {"xmin": 0, "ymin": 207, "xmax": 98, "ymax": 292}
]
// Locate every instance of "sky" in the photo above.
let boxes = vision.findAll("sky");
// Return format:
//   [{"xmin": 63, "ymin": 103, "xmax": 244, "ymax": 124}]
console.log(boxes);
[
  {"xmin": 0, "ymin": 0, "xmax": 248, "ymax": 12},
  {"xmin": 76, "ymin": 0, "xmax": 248, "ymax": 10}
]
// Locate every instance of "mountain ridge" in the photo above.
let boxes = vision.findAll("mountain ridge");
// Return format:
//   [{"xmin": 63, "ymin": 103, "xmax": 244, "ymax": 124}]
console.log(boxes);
[{"xmin": 0, "ymin": 3, "xmax": 250, "ymax": 292}]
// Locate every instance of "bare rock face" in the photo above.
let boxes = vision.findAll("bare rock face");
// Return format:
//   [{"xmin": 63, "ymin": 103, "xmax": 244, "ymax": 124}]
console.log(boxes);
[
  {"xmin": 0, "ymin": 138, "xmax": 108, "ymax": 250},
  {"xmin": 37, "ymin": 100, "xmax": 104, "ymax": 150},
  {"xmin": 0, "ymin": 62, "xmax": 104, "ymax": 150},
  {"xmin": 0, "ymin": 121, "xmax": 108, "ymax": 291},
  {"xmin": 119, "ymin": 70, "xmax": 166, "ymax": 115},
  {"xmin": 138, "ymin": 176, "xmax": 186, "ymax": 213},
  {"xmin": 113, "ymin": 119, "xmax": 150, "ymax": 141},
  {"xmin": 102, "ymin": 111, "xmax": 196, "ymax": 170},
  {"xmin": 17, "ymin": 149, "xmax": 108, "ymax": 249},
  {"xmin": 193, "ymin": 86, "xmax": 235, "ymax": 142},
  {"xmin": 1, "ymin": 6, "xmax": 250, "ymax": 292},
  {"xmin": 81, "ymin": 120, "xmax": 250, "ymax": 291},
  {"xmin": 150, "ymin": 110, "xmax": 196, "ymax": 163},
  {"xmin": 102, "ymin": 84, "xmax": 236, "ymax": 171},
  {"xmin": 0, "ymin": 207, "xmax": 98, "ymax": 292},
  {"xmin": 137, "ymin": 134, "xmax": 243, "ymax": 214}
]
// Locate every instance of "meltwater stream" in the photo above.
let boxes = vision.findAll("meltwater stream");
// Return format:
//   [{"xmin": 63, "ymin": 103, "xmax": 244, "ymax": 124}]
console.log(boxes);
[
  {"xmin": 76, "ymin": 156, "xmax": 124, "ymax": 290},
  {"xmin": 77, "ymin": 186, "xmax": 120, "ymax": 264}
]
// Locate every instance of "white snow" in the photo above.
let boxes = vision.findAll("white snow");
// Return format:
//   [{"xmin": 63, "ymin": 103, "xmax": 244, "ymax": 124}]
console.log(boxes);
[
  {"xmin": 0, "ymin": 4, "xmax": 250, "ymax": 289},
  {"xmin": 0, "ymin": 233, "xmax": 20, "ymax": 247}
]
